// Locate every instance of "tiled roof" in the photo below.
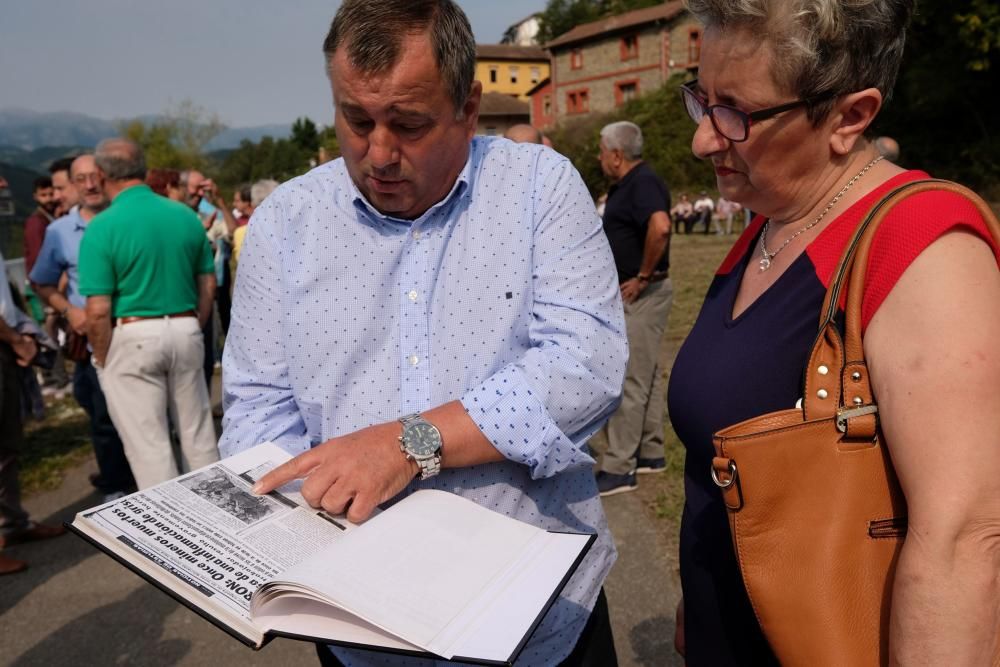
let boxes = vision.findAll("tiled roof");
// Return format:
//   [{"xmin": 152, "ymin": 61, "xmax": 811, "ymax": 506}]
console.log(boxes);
[
  {"xmin": 478, "ymin": 92, "xmax": 530, "ymax": 116},
  {"xmin": 524, "ymin": 77, "xmax": 552, "ymax": 98},
  {"xmin": 476, "ymin": 44, "xmax": 549, "ymax": 61},
  {"xmin": 545, "ymin": 1, "xmax": 687, "ymax": 50}
]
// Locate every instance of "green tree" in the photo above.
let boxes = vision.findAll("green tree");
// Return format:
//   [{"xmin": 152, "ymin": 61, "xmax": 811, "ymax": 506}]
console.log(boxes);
[
  {"xmin": 118, "ymin": 99, "xmax": 224, "ymax": 171},
  {"xmin": 873, "ymin": 0, "xmax": 1000, "ymax": 196},
  {"xmin": 291, "ymin": 116, "xmax": 321, "ymax": 153},
  {"xmin": 550, "ymin": 74, "xmax": 715, "ymax": 200}
]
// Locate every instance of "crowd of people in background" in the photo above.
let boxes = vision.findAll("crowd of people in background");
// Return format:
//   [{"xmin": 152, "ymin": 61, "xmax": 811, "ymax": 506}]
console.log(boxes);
[
  {"xmin": 670, "ymin": 190, "xmax": 747, "ymax": 235},
  {"xmin": 0, "ymin": 142, "xmax": 280, "ymax": 574}
]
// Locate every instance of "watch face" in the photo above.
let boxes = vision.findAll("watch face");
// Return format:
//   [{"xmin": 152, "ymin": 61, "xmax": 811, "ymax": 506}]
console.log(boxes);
[{"xmin": 404, "ymin": 422, "xmax": 441, "ymax": 457}]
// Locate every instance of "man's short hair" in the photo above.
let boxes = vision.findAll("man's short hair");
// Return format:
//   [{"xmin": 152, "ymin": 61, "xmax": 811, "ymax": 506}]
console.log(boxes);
[
  {"xmin": 323, "ymin": 0, "xmax": 476, "ymax": 115},
  {"xmin": 49, "ymin": 157, "xmax": 76, "ymax": 176},
  {"xmin": 95, "ymin": 138, "xmax": 147, "ymax": 181},
  {"xmin": 599, "ymin": 121, "xmax": 643, "ymax": 161},
  {"xmin": 503, "ymin": 124, "xmax": 544, "ymax": 144},
  {"xmin": 250, "ymin": 179, "xmax": 279, "ymax": 208},
  {"xmin": 237, "ymin": 185, "xmax": 252, "ymax": 203},
  {"xmin": 33, "ymin": 176, "xmax": 53, "ymax": 192}
]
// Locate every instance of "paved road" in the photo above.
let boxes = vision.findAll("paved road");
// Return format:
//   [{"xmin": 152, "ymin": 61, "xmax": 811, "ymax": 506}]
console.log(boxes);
[{"xmin": 2, "ymin": 458, "xmax": 680, "ymax": 666}]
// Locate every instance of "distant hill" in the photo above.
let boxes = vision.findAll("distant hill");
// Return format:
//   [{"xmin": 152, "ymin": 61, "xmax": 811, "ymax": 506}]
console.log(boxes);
[
  {"xmin": 0, "ymin": 145, "xmax": 90, "ymax": 174},
  {"xmin": 205, "ymin": 124, "xmax": 291, "ymax": 151},
  {"xmin": 0, "ymin": 108, "xmax": 292, "ymax": 152},
  {"xmin": 0, "ymin": 109, "xmax": 117, "ymax": 151}
]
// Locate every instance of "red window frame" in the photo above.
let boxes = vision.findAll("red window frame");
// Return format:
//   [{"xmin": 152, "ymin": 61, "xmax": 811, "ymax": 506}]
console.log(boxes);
[
  {"xmin": 688, "ymin": 28, "xmax": 702, "ymax": 65},
  {"xmin": 620, "ymin": 34, "xmax": 639, "ymax": 61},
  {"xmin": 570, "ymin": 49, "xmax": 583, "ymax": 70},
  {"xmin": 566, "ymin": 88, "xmax": 590, "ymax": 114},
  {"xmin": 615, "ymin": 80, "xmax": 640, "ymax": 107}
]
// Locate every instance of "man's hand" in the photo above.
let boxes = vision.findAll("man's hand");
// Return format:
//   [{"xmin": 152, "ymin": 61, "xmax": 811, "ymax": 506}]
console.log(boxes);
[
  {"xmin": 620, "ymin": 277, "xmax": 647, "ymax": 305},
  {"xmin": 12, "ymin": 335, "xmax": 37, "ymax": 367},
  {"xmin": 66, "ymin": 306, "xmax": 88, "ymax": 335},
  {"xmin": 253, "ymin": 421, "xmax": 419, "ymax": 523}
]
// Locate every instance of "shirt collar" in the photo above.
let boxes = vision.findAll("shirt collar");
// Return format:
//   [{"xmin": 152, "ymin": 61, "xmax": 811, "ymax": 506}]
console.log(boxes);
[
  {"xmin": 348, "ymin": 146, "xmax": 473, "ymax": 226},
  {"xmin": 113, "ymin": 183, "xmax": 153, "ymax": 203},
  {"xmin": 53, "ymin": 207, "xmax": 87, "ymax": 231}
]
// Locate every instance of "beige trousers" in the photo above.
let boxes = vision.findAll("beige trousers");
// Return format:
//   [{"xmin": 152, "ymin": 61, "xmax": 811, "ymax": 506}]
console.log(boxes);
[
  {"xmin": 600, "ymin": 278, "xmax": 674, "ymax": 475},
  {"xmin": 98, "ymin": 317, "xmax": 218, "ymax": 489}
]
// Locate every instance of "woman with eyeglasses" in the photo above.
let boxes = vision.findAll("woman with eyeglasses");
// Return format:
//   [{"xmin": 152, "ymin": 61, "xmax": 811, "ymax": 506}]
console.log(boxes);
[{"xmin": 667, "ymin": 0, "xmax": 1000, "ymax": 664}]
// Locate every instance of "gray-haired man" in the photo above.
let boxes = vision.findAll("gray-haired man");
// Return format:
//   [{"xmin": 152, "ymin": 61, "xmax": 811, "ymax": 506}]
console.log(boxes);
[
  {"xmin": 80, "ymin": 139, "xmax": 219, "ymax": 490},
  {"xmin": 594, "ymin": 121, "xmax": 674, "ymax": 496}
]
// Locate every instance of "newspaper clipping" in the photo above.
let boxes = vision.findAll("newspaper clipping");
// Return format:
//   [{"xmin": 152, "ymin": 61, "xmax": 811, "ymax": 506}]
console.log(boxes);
[{"xmin": 80, "ymin": 447, "xmax": 353, "ymax": 620}]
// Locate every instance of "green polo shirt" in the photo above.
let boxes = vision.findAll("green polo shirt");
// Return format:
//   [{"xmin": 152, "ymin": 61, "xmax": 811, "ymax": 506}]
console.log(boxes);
[{"xmin": 79, "ymin": 184, "xmax": 215, "ymax": 318}]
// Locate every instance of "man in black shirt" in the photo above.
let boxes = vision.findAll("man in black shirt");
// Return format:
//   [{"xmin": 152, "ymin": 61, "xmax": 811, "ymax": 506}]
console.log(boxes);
[{"xmin": 594, "ymin": 121, "xmax": 673, "ymax": 496}]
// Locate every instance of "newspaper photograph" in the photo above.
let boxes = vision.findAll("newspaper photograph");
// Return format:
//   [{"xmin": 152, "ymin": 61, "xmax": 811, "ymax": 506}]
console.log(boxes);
[{"xmin": 79, "ymin": 444, "xmax": 353, "ymax": 620}]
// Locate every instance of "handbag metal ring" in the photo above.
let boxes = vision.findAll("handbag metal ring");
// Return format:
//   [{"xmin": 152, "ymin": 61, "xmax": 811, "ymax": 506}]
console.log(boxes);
[{"xmin": 711, "ymin": 460, "xmax": 738, "ymax": 488}]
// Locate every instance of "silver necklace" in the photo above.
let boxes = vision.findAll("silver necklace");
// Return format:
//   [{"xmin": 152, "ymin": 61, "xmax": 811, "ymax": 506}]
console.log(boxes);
[{"xmin": 758, "ymin": 154, "xmax": 884, "ymax": 272}]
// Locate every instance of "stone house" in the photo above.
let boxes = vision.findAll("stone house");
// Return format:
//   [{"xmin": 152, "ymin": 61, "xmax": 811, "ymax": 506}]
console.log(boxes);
[{"xmin": 541, "ymin": 1, "xmax": 702, "ymax": 122}]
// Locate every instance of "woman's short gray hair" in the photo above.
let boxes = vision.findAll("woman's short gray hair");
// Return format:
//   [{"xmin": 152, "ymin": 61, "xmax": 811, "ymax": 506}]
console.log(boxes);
[
  {"xmin": 600, "ymin": 121, "xmax": 644, "ymax": 161},
  {"xmin": 686, "ymin": 0, "xmax": 915, "ymax": 123}
]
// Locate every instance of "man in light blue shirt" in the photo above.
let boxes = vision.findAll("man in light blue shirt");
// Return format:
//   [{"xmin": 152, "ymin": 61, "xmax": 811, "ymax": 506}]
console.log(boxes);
[
  {"xmin": 224, "ymin": 2, "xmax": 627, "ymax": 664},
  {"xmin": 30, "ymin": 154, "xmax": 135, "ymax": 500}
]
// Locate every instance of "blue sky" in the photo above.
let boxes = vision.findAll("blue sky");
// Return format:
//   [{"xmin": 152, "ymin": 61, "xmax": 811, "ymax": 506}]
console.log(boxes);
[{"xmin": 0, "ymin": 0, "xmax": 544, "ymax": 127}]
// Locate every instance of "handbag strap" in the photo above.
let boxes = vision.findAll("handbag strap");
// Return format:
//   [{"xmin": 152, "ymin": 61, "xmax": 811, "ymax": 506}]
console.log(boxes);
[{"xmin": 803, "ymin": 179, "xmax": 1000, "ymax": 435}]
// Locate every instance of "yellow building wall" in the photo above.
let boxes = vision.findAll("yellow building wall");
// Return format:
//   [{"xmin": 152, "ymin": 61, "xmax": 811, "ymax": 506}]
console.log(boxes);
[{"xmin": 476, "ymin": 59, "xmax": 550, "ymax": 100}]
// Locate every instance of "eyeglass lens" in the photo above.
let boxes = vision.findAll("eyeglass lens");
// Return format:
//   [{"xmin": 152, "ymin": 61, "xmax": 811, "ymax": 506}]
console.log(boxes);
[{"xmin": 680, "ymin": 86, "xmax": 749, "ymax": 142}]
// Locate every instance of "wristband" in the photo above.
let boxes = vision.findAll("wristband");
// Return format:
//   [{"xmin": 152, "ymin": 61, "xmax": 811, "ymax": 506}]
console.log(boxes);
[{"xmin": 636, "ymin": 274, "xmax": 651, "ymax": 282}]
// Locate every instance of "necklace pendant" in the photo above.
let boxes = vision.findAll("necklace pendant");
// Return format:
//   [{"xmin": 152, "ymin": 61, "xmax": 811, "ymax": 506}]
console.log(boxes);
[{"xmin": 759, "ymin": 256, "xmax": 772, "ymax": 272}]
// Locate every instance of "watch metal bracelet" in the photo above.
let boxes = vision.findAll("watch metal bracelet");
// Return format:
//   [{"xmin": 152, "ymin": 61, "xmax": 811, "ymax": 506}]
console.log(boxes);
[{"xmin": 398, "ymin": 413, "xmax": 443, "ymax": 480}]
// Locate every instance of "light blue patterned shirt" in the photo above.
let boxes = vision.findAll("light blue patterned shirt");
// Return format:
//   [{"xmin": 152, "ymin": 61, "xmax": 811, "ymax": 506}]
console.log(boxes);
[
  {"xmin": 220, "ymin": 137, "xmax": 627, "ymax": 666},
  {"xmin": 29, "ymin": 208, "xmax": 87, "ymax": 308}
]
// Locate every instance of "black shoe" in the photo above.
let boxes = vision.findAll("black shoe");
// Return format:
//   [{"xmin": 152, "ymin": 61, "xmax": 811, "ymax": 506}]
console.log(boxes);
[
  {"xmin": 636, "ymin": 457, "xmax": 666, "ymax": 474},
  {"xmin": 596, "ymin": 471, "xmax": 637, "ymax": 497}
]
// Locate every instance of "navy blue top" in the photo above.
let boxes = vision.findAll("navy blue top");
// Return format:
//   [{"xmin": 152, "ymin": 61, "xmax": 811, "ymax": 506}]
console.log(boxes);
[
  {"xmin": 602, "ymin": 161, "xmax": 671, "ymax": 281},
  {"xmin": 668, "ymin": 219, "xmax": 815, "ymax": 665},
  {"xmin": 666, "ymin": 169, "xmax": 1000, "ymax": 665}
]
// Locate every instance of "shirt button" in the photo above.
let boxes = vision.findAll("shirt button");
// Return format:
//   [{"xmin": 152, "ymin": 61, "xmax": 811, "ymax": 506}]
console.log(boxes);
[
  {"xmin": 412, "ymin": 230, "xmax": 422, "ymax": 240},
  {"xmin": 407, "ymin": 290, "xmax": 418, "ymax": 301},
  {"xmin": 409, "ymin": 355, "xmax": 420, "ymax": 366}
]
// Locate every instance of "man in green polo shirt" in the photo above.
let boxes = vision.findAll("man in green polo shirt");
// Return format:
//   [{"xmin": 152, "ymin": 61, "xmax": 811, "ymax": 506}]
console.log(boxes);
[{"xmin": 79, "ymin": 138, "xmax": 219, "ymax": 489}]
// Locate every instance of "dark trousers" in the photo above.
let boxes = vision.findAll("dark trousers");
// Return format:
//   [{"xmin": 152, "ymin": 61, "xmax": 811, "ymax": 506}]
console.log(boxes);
[
  {"xmin": 73, "ymin": 358, "xmax": 135, "ymax": 493},
  {"xmin": 0, "ymin": 345, "xmax": 29, "ymax": 535},
  {"xmin": 202, "ymin": 317, "xmax": 214, "ymax": 390},
  {"xmin": 315, "ymin": 589, "xmax": 617, "ymax": 667},
  {"xmin": 217, "ymin": 261, "xmax": 232, "ymax": 336}
]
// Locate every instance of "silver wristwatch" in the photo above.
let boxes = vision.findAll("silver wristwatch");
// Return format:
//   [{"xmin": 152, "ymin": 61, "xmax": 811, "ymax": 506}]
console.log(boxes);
[{"xmin": 398, "ymin": 413, "xmax": 442, "ymax": 480}]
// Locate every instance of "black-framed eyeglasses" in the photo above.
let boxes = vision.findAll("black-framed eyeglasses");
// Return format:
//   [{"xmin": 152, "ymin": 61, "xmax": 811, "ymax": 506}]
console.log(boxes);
[{"xmin": 679, "ymin": 79, "xmax": 836, "ymax": 142}]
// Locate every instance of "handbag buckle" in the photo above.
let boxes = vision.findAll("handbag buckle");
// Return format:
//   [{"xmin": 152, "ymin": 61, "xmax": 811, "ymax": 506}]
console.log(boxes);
[
  {"xmin": 835, "ymin": 404, "xmax": 879, "ymax": 433},
  {"xmin": 711, "ymin": 459, "xmax": 738, "ymax": 488}
]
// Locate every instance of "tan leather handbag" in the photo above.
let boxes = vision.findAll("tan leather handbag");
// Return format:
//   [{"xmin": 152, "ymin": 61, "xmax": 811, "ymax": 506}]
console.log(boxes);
[{"xmin": 709, "ymin": 180, "xmax": 1000, "ymax": 665}]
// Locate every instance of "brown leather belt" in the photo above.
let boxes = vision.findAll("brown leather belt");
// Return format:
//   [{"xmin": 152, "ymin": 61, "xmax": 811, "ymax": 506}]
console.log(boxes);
[{"xmin": 119, "ymin": 310, "xmax": 197, "ymax": 325}]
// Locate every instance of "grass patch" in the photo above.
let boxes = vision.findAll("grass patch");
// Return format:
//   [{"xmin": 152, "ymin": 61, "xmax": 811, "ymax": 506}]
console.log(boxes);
[
  {"xmin": 635, "ymin": 233, "xmax": 735, "ymax": 557},
  {"xmin": 21, "ymin": 395, "xmax": 93, "ymax": 495}
]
